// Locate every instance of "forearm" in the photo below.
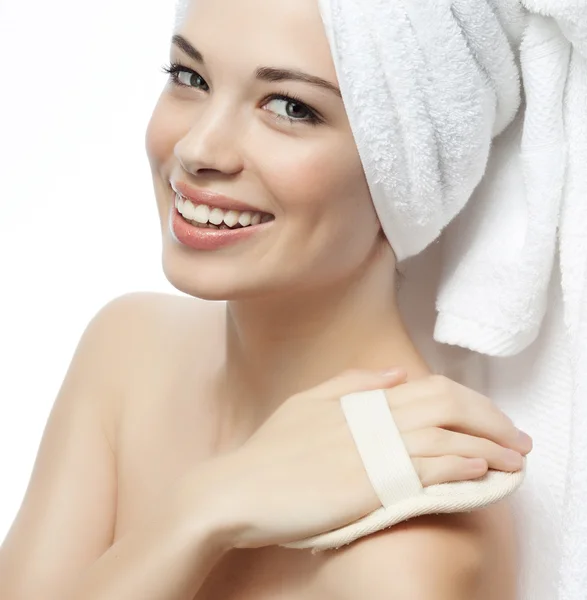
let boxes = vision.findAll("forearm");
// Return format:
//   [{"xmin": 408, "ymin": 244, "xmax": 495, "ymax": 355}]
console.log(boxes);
[{"xmin": 66, "ymin": 458, "xmax": 240, "ymax": 600}]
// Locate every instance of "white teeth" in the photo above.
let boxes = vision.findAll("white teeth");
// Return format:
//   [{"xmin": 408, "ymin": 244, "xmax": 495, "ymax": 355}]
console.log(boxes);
[
  {"xmin": 209, "ymin": 208, "xmax": 225, "ymax": 226},
  {"xmin": 183, "ymin": 201, "xmax": 197, "ymax": 221},
  {"xmin": 175, "ymin": 193, "xmax": 271, "ymax": 229},
  {"xmin": 193, "ymin": 204, "xmax": 210, "ymax": 224},
  {"xmin": 223, "ymin": 210, "xmax": 240, "ymax": 228},
  {"xmin": 238, "ymin": 211, "xmax": 252, "ymax": 227},
  {"xmin": 224, "ymin": 210, "xmax": 240, "ymax": 227}
]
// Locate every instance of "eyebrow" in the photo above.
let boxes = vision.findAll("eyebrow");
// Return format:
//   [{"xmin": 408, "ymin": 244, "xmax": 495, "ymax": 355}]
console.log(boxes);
[{"xmin": 171, "ymin": 34, "xmax": 342, "ymax": 98}]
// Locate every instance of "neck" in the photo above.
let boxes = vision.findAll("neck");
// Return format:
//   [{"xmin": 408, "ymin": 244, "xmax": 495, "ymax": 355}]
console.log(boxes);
[{"xmin": 219, "ymin": 241, "xmax": 431, "ymax": 425}]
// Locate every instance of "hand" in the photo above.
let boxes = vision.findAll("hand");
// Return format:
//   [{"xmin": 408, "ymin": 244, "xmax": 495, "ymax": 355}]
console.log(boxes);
[{"xmin": 218, "ymin": 370, "xmax": 532, "ymax": 549}]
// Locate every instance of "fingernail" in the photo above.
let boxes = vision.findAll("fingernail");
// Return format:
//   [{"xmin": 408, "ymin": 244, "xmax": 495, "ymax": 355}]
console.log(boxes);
[
  {"xmin": 517, "ymin": 430, "xmax": 533, "ymax": 448},
  {"xmin": 504, "ymin": 450, "xmax": 524, "ymax": 469},
  {"xmin": 380, "ymin": 368, "xmax": 405, "ymax": 378}
]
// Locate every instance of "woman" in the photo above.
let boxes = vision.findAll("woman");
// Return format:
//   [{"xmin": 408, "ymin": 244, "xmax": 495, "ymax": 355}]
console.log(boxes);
[{"xmin": 0, "ymin": 0, "xmax": 533, "ymax": 598}]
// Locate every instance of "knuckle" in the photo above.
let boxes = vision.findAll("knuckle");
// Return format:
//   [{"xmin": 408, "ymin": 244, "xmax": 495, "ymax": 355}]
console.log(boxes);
[
  {"xmin": 429, "ymin": 426, "xmax": 448, "ymax": 446},
  {"xmin": 489, "ymin": 407, "xmax": 515, "ymax": 435},
  {"xmin": 500, "ymin": 410, "xmax": 516, "ymax": 429},
  {"xmin": 477, "ymin": 394, "xmax": 496, "ymax": 412},
  {"xmin": 496, "ymin": 409, "xmax": 514, "ymax": 430},
  {"xmin": 475, "ymin": 394, "xmax": 495, "ymax": 411},
  {"xmin": 482, "ymin": 439, "xmax": 503, "ymax": 460},
  {"xmin": 429, "ymin": 374, "xmax": 453, "ymax": 394},
  {"xmin": 439, "ymin": 396, "xmax": 462, "ymax": 424},
  {"xmin": 475, "ymin": 396, "xmax": 502, "ymax": 422}
]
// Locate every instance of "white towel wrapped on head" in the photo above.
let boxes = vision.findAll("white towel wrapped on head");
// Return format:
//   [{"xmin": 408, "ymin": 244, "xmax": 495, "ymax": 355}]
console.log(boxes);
[
  {"xmin": 321, "ymin": 0, "xmax": 525, "ymax": 263},
  {"xmin": 319, "ymin": 0, "xmax": 584, "ymax": 358}
]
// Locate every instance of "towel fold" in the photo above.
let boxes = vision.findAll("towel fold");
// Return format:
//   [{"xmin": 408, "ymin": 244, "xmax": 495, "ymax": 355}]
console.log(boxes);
[
  {"xmin": 319, "ymin": 0, "xmax": 586, "ymax": 359},
  {"xmin": 320, "ymin": 0, "xmax": 522, "ymax": 264},
  {"xmin": 435, "ymin": 12, "xmax": 572, "ymax": 356}
]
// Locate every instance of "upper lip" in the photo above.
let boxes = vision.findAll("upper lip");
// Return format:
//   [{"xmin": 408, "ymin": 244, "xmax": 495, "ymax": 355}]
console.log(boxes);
[{"xmin": 171, "ymin": 180, "xmax": 272, "ymax": 215}]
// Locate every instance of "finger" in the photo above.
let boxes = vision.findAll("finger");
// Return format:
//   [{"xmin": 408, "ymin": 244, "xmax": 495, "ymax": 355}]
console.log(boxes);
[
  {"xmin": 392, "ymin": 396, "xmax": 527, "ymax": 454},
  {"xmin": 384, "ymin": 375, "xmax": 533, "ymax": 455},
  {"xmin": 307, "ymin": 368, "xmax": 408, "ymax": 400},
  {"xmin": 403, "ymin": 428, "xmax": 524, "ymax": 472},
  {"xmin": 412, "ymin": 456, "xmax": 489, "ymax": 487},
  {"xmin": 384, "ymin": 374, "xmax": 490, "ymax": 409}
]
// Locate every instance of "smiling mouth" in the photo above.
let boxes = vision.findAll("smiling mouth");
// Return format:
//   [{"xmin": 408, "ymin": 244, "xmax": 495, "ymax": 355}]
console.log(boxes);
[{"xmin": 174, "ymin": 193, "xmax": 274, "ymax": 230}]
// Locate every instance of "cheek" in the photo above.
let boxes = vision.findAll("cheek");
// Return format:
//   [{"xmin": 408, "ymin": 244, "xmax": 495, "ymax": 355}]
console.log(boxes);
[
  {"xmin": 146, "ymin": 96, "xmax": 194, "ymax": 226},
  {"xmin": 262, "ymin": 136, "xmax": 377, "ymax": 228},
  {"xmin": 258, "ymin": 135, "xmax": 381, "ymax": 278},
  {"xmin": 145, "ymin": 95, "xmax": 184, "ymax": 169}
]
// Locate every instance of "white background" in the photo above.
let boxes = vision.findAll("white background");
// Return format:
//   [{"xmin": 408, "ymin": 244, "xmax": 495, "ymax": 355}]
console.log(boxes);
[{"xmin": 0, "ymin": 0, "xmax": 179, "ymax": 541}]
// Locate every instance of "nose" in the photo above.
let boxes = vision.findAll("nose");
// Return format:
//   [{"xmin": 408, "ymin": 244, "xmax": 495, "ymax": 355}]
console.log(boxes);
[{"xmin": 174, "ymin": 103, "xmax": 244, "ymax": 177}]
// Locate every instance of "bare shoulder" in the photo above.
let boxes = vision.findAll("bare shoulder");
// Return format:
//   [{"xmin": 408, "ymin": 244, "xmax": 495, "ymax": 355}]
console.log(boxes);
[
  {"xmin": 93, "ymin": 291, "xmax": 222, "ymax": 345},
  {"xmin": 92, "ymin": 291, "xmax": 225, "ymax": 367},
  {"xmin": 96, "ymin": 292, "xmax": 231, "ymax": 538},
  {"xmin": 87, "ymin": 291, "xmax": 226, "ymax": 440},
  {"xmin": 318, "ymin": 500, "xmax": 518, "ymax": 599},
  {"xmin": 0, "ymin": 291, "xmax": 222, "ymax": 598},
  {"xmin": 100, "ymin": 290, "xmax": 226, "ymax": 370}
]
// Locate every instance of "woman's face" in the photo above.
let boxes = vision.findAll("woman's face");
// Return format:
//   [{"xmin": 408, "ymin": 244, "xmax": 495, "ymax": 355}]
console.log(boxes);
[{"xmin": 146, "ymin": 0, "xmax": 384, "ymax": 300}]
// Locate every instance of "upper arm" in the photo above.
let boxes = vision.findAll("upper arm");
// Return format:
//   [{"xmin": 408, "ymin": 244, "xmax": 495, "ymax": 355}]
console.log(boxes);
[
  {"xmin": 0, "ymin": 293, "xmax": 148, "ymax": 599},
  {"xmin": 322, "ymin": 502, "xmax": 518, "ymax": 600}
]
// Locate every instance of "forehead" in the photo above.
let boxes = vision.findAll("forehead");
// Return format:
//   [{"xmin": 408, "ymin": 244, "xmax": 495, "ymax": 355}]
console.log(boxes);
[{"xmin": 175, "ymin": 0, "xmax": 336, "ymax": 75}]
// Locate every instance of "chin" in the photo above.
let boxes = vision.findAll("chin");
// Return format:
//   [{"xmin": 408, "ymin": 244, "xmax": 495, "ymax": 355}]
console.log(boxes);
[
  {"xmin": 163, "ymin": 258, "xmax": 232, "ymax": 301},
  {"xmin": 159, "ymin": 214, "xmax": 284, "ymax": 301},
  {"xmin": 161, "ymin": 251, "xmax": 272, "ymax": 302}
]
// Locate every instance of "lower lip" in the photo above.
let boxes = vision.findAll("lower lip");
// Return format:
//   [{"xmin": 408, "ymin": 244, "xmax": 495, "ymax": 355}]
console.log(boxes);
[{"xmin": 170, "ymin": 207, "xmax": 272, "ymax": 251}]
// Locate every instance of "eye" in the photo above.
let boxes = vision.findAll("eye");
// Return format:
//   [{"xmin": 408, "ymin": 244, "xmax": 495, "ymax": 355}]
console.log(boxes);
[
  {"xmin": 266, "ymin": 98, "xmax": 310, "ymax": 120},
  {"xmin": 161, "ymin": 62, "xmax": 209, "ymax": 91},
  {"xmin": 161, "ymin": 63, "xmax": 322, "ymax": 125},
  {"xmin": 264, "ymin": 95, "xmax": 322, "ymax": 125}
]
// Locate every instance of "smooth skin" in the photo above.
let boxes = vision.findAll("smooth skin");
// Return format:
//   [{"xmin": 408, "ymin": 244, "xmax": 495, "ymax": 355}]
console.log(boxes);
[
  {"xmin": 0, "ymin": 293, "xmax": 526, "ymax": 600},
  {"xmin": 0, "ymin": 0, "xmax": 529, "ymax": 598}
]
